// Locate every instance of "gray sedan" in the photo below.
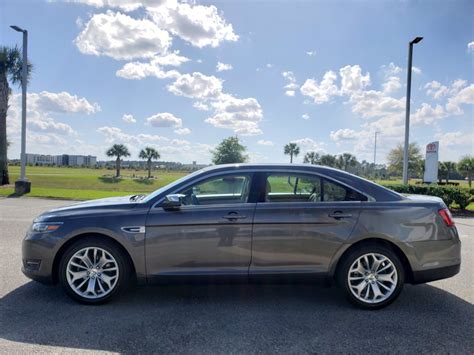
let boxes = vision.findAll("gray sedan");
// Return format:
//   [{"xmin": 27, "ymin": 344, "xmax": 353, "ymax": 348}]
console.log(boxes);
[{"xmin": 22, "ymin": 164, "xmax": 461, "ymax": 309}]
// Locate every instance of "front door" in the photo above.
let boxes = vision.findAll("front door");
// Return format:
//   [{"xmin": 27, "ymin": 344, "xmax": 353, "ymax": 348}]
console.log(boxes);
[
  {"xmin": 145, "ymin": 173, "xmax": 255, "ymax": 278},
  {"xmin": 250, "ymin": 172, "xmax": 364, "ymax": 276}
]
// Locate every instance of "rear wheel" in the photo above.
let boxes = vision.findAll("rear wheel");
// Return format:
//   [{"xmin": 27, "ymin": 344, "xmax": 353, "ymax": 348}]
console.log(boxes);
[
  {"xmin": 337, "ymin": 244, "xmax": 404, "ymax": 309},
  {"xmin": 59, "ymin": 237, "xmax": 131, "ymax": 304}
]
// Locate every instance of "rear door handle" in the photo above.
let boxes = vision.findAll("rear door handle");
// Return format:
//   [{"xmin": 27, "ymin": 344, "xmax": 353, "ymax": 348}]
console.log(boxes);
[{"xmin": 328, "ymin": 212, "xmax": 352, "ymax": 219}]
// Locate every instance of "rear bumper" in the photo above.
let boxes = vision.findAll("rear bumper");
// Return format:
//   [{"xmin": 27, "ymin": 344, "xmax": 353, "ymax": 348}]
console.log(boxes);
[{"xmin": 410, "ymin": 263, "xmax": 460, "ymax": 284}]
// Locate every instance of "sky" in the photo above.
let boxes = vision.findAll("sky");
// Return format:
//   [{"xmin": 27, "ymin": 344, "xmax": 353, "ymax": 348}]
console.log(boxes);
[{"xmin": 1, "ymin": 0, "xmax": 473, "ymax": 164}]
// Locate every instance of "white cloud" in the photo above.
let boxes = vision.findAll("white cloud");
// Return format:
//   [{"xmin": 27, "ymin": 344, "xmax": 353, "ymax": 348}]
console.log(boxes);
[
  {"xmin": 116, "ymin": 61, "xmax": 180, "ymax": 80},
  {"xmin": 216, "ymin": 62, "xmax": 233, "ymax": 72},
  {"xmin": 193, "ymin": 101, "xmax": 210, "ymax": 111},
  {"xmin": 62, "ymin": 0, "xmax": 167, "ymax": 11},
  {"xmin": 330, "ymin": 128, "xmax": 359, "ymax": 142},
  {"xmin": 306, "ymin": 50, "xmax": 316, "ymax": 57},
  {"xmin": 257, "ymin": 139, "xmax": 274, "ymax": 146},
  {"xmin": 339, "ymin": 65, "xmax": 371, "ymax": 94},
  {"xmin": 33, "ymin": 91, "xmax": 100, "ymax": 114},
  {"xmin": 350, "ymin": 90, "xmax": 405, "ymax": 118},
  {"xmin": 97, "ymin": 126, "xmax": 169, "ymax": 145},
  {"xmin": 266, "ymin": 63, "xmax": 273, "ymax": 68},
  {"xmin": 74, "ymin": 10, "xmax": 171, "ymax": 60},
  {"xmin": 302, "ymin": 113, "xmax": 310, "ymax": 120},
  {"xmin": 412, "ymin": 66, "xmax": 422, "ymax": 75},
  {"xmin": 148, "ymin": 1, "xmax": 238, "ymax": 48},
  {"xmin": 174, "ymin": 127, "xmax": 191, "ymax": 135},
  {"xmin": 382, "ymin": 62, "xmax": 402, "ymax": 76},
  {"xmin": 122, "ymin": 113, "xmax": 136, "ymax": 123},
  {"xmin": 412, "ymin": 103, "xmax": 446, "ymax": 124},
  {"xmin": 291, "ymin": 138, "xmax": 326, "ymax": 153},
  {"xmin": 425, "ymin": 81, "xmax": 448, "ymax": 99},
  {"xmin": 168, "ymin": 72, "xmax": 223, "ymax": 99},
  {"xmin": 282, "ymin": 71, "xmax": 299, "ymax": 96},
  {"xmin": 468, "ymin": 41, "xmax": 474, "ymax": 53},
  {"xmin": 435, "ymin": 131, "xmax": 474, "ymax": 147},
  {"xmin": 205, "ymin": 94, "xmax": 263, "ymax": 135},
  {"xmin": 145, "ymin": 112, "xmax": 182, "ymax": 128},
  {"xmin": 383, "ymin": 76, "xmax": 401, "ymax": 94},
  {"xmin": 300, "ymin": 71, "xmax": 339, "ymax": 104},
  {"xmin": 446, "ymin": 83, "xmax": 474, "ymax": 115}
]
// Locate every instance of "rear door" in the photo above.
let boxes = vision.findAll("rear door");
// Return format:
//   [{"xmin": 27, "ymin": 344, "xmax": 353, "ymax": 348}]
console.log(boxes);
[
  {"xmin": 145, "ymin": 172, "xmax": 256, "ymax": 278},
  {"xmin": 250, "ymin": 171, "xmax": 364, "ymax": 276}
]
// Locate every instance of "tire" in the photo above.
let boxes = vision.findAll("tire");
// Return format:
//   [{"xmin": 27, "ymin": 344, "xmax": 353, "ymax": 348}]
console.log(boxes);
[
  {"xmin": 336, "ymin": 244, "xmax": 405, "ymax": 310},
  {"xmin": 58, "ymin": 237, "xmax": 131, "ymax": 304}
]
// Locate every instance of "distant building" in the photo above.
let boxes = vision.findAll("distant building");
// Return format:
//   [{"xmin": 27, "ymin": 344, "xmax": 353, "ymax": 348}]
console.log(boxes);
[{"xmin": 25, "ymin": 153, "xmax": 97, "ymax": 167}]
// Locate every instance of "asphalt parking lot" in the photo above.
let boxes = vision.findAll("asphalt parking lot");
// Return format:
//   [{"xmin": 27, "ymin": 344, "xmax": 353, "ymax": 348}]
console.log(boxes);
[{"xmin": 0, "ymin": 197, "xmax": 473, "ymax": 354}]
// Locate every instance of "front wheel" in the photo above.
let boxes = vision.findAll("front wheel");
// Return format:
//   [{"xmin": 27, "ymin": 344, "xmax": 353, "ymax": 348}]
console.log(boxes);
[
  {"xmin": 58, "ymin": 237, "xmax": 131, "ymax": 304},
  {"xmin": 337, "ymin": 245, "xmax": 405, "ymax": 310}
]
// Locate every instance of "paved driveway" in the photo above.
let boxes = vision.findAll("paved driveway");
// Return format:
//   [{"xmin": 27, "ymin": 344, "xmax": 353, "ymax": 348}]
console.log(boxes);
[{"xmin": 0, "ymin": 197, "xmax": 473, "ymax": 354}]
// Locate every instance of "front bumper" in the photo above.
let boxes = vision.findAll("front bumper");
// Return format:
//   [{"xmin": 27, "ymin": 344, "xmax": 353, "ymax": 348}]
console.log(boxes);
[{"xmin": 22, "ymin": 232, "xmax": 61, "ymax": 285}]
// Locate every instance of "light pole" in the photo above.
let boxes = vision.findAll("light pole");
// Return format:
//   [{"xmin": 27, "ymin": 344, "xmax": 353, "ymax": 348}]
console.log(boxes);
[
  {"xmin": 373, "ymin": 131, "xmax": 379, "ymax": 177},
  {"xmin": 402, "ymin": 36, "xmax": 423, "ymax": 185},
  {"xmin": 10, "ymin": 25, "xmax": 31, "ymax": 194}
]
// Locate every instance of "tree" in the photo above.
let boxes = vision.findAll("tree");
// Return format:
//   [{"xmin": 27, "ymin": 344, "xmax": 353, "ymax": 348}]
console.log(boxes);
[
  {"xmin": 303, "ymin": 152, "xmax": 320, "ymax": 165},
  {"xmin": 139, "ymin": 147, "xmax": 160, "ymax": 179},
  {"xmin": 106, "ymin": 144, "xmax": 130, "ymax": 177},
  {"xmin": 457, "ymin": 155, "xmax": 474, "ymax": 187},
  {"xmin": 439, "ymin": 161, "xmax": 457, "ymax": 183},
  {"xmin": 387, "ymin": 142, "xmax": 423, "ymax": 178},
  {"xmin": 319, "ymin": 154, "xmax": 338, "ymax": 168},
  {"xmin": 212, "ymin": 136, "xmax": 248, "ymax": 165},
  {"xmin": 284, "ymin": 143, "xmax": 300, "ymax": 163},
  {"xmin": 0, "ymin": 46, "xmax": 32, "ymax": 185},
  {"xmin": 336, "ymin": 153, "xmax": 358, "ymax": 172}
]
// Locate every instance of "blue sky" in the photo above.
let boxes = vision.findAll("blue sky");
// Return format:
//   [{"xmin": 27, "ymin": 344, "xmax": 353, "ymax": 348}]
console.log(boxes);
[{"xmin": 2, "ymin": 0, "xmax": 473, "ymax": 164}]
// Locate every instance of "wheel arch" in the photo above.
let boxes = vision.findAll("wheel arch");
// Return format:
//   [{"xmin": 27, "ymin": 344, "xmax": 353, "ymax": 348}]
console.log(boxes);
[
  {"xmin": 331, "ymin": 238, "xmax": 414, "ymax": 283},
  {"xmin": 52, "ymin": 233, "xmax": 137, "ymax": 284}
]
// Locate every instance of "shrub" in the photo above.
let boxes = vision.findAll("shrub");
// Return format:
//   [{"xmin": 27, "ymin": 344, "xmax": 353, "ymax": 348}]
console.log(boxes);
[{"xmin": 380, "ymin": 183, "xmax": 473, "ymax": 210}]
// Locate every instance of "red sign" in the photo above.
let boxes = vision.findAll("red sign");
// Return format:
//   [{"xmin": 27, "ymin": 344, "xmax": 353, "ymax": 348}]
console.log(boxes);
[{"xmin": 426, "ymin": 142, "xmax": 438, "ymax": 153}]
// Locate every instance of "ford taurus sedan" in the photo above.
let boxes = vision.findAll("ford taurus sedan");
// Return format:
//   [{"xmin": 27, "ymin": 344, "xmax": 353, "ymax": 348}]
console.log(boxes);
[{"xmin": 22, "ymin": 164, "xmax": 461, "ymax": 309}]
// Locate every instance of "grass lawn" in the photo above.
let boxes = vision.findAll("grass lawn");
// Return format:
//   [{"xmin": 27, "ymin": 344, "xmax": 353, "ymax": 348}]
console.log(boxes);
[{"xmin": 0, "ymin": 166, "xmax": 188, "ymax": 200}]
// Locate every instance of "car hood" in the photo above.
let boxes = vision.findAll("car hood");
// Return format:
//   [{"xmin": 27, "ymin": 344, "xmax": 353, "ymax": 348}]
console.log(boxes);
[{"xmin": 34, "ymin": 195, "xmax": 141, "ymax": 222}]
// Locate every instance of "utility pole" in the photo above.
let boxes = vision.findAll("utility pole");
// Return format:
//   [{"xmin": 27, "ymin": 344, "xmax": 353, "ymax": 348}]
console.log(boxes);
[
  {"xmin": 10, "ymin": 25, "xmax": 31, "ymax": 194},
  {"xmin": 403, "ymin": 36, "xmax": 423, "ymax": 184}
]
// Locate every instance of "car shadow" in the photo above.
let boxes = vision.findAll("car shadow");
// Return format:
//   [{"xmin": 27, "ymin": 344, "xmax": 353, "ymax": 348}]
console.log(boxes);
[{"xmin": 0, "ymin": 282, "xmax": 472, "ymax": 353}]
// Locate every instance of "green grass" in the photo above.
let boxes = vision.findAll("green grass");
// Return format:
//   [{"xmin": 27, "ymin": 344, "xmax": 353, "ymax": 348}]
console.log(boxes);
[{"xmin": 1, "ymin": 166, "xmax": 188, "ymax": 200}]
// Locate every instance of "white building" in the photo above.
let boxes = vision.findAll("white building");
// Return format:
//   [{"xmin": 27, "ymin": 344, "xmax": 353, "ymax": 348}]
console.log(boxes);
[{"xmin": 26, "ymin": 153, "xmax": 97, "ymax": 167}]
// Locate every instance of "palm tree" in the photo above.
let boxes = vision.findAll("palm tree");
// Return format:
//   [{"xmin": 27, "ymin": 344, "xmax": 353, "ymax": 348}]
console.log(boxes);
[
  {"xmin": 440, "ymin": 161, "xmax": 457, "ymax": 183},
  {"xmin": 284, "ymin": 143, "xmax": 300, "ymax": 163},
  {"xmin": 106, "ymin": 144, "xmax": 130, "ymax": 177},
  {"xmin": 457, "ymin": 156, "xmax": 473, "ymax": 187},
  {"xmin": 320, "ymin": 154, "xmax": 338, "ymax": 168},
  {"xmin": 303, "ymin": 152, "xmax": 320, "ymax": 165},
  {"xmin": 337, "ymin": 153, "xmax": 358, "ymax": 171},
  {"xmin": 139, "ymin": 147, "xmax": 160, "ymax": 179},
  {"xmin": 0, "ymin": 46, "xmax": 32, "ymax": 185}
]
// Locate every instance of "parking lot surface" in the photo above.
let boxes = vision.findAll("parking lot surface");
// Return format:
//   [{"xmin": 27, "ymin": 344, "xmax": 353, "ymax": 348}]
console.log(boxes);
[{"xmin": 0, "ymin": 197, "xmax": 473, "ymax": 354}]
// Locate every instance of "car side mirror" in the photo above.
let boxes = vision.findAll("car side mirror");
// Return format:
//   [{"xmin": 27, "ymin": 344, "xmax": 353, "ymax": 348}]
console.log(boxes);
[{"xmin": 162, "ymin": 194, "xmax": 185, "ymax": 211}]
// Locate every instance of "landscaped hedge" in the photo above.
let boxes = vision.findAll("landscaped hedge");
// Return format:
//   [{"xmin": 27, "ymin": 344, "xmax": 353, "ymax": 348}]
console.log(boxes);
[{"xmin": 380, "ymin": 183, "xmax": 473, "ymax": 210}]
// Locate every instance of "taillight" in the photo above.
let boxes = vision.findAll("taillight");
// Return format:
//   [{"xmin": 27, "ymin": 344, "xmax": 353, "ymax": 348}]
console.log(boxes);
[{"xmin": 438, "ymin": 208, "xmax": 455, "ymax": 227}]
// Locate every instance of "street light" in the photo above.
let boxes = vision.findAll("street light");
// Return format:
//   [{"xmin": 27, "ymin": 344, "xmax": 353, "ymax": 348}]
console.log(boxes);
[
  {"xmin": 402, "ymin": 36, "xmax": 423, "ymax": 185},
  {"xmin": 10, "ymin": 25, "xmax": 31, "ymax": 194}
]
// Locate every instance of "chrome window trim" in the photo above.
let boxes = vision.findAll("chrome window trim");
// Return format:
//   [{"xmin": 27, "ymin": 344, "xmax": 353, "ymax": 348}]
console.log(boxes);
[{"xmin": 151, "ymin": 168, "xmax": 375, "ymax": 209}]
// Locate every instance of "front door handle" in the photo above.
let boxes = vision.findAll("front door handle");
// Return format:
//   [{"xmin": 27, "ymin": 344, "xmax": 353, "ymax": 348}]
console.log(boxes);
[
  {"xmin": 222, "ymin": 213, "xmax": 247, "ymax": 221},
  {"xmin": 328, "ymin": 212, "xmax": 352, "ymax": 219}
]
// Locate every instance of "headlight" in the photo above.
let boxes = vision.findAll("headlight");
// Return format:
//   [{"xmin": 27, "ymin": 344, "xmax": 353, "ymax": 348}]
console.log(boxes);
[{"xmin": 31, "ymin": 222, "xmax": 63, "ymax": 233}]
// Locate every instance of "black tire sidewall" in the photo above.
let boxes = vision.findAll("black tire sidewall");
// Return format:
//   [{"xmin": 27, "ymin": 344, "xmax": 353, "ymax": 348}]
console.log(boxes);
[
  {"xmin": 58, "ymin": 237, "xmax": 130, "ymax": 305},
  {"xmin": 337, "ymin": 244, "xmax": 405, "ymax": 310}
]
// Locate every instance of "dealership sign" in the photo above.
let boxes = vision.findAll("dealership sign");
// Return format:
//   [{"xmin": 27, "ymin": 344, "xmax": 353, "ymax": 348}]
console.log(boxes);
[{"xmin": 424, "ymin": 141, "xmax": 439, "ymax": 183}]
